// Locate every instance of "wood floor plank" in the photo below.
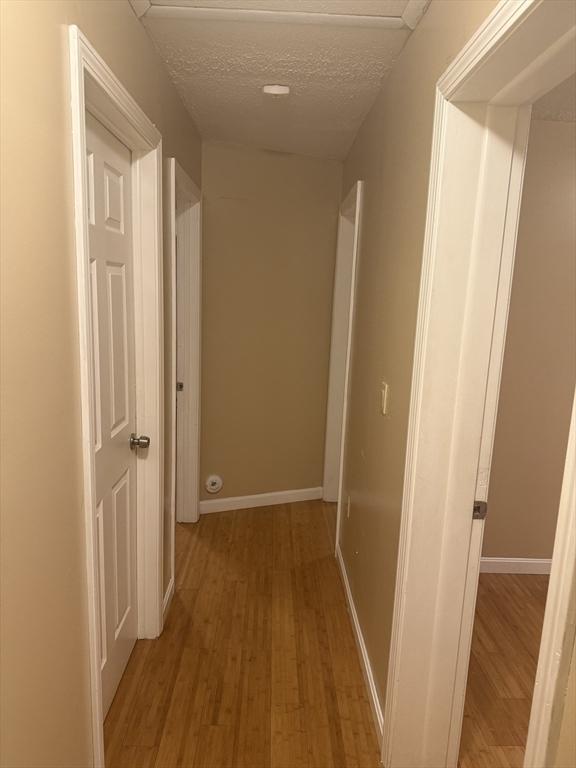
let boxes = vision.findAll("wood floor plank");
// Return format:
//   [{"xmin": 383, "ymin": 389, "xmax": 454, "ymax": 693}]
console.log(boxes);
[
  {"xmin": 106, "ymin": 500, "xmax": 380, "ymax": 768},
  {"xmin": 458, "ymin": 573, "xmax": 548, "ymax": 768}
]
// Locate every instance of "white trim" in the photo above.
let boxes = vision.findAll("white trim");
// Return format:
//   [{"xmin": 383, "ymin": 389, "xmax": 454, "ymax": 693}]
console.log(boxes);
[
  {"xmin": 382, "ymin": 85, "xmax": 449, "ymax": 768},
  {"xmin": 174, "ymin": 163, "xmax": 202, "ymax": 525},
  {"xmin": 334, "ymin": 182, "xmax": 364, "ymax": 550},
  {"xmin": 480, "ymin": 558, "xmax": 553, "ymax": 575},
  {"xmin": 446, "ymin": 519, "xmax": 485, "ymax": 764},
  {"xmin": 383, "ymin": 96, "xmax": 498, "ymax": 768},
  {"xmin": 525, "ymin": 392, "xmax": 576, "ymax": 767},
  {"xmin": 472, "ymin": 105, "xmax": 532, "ymax": 507},
  {"xmin": 69, "ymin": 26, "xmax": 164, "ymax": 767},
  {"xmin": 444, "ymin": 103, "xmax": 532, "ymax": 767},
  {"xmin": 145, "ymin": 5, "xmax": 406, "ymax": 28},
  {"xmin": 162, "ymin": 156, "xmax": 201, "ymax": 596},
  {"xmin": 323, "ymin": 181, "xmax": 364, "ymax": 504},
  {"xmin": 163, "ymin": 157, "xmax": 177, "ymax": 612},
  {"xmin": 437, "ymin": 0, "xmax": 537, "ymax": 101},
  {"xmin": 132, "ymin": 128, "xmax": 164, "ymax": 642},
  {"xmin": 336, "ymin": 544, "xmax": 384, "ymax": 742},
  {"xmin": 437, "ymin": 0, "xmax": 576, "ymax": 103},
  {"xmin": 199, "ymin": 487, "xmax": 323, "ymax": 515},
  {"xmin": 381, "ymin": 1, "xmax": 576, "ymax": 766}
]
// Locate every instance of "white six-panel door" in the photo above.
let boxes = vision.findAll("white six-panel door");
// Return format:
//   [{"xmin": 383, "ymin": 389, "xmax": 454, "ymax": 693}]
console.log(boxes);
[{"xmin": 86, "ymin": 112, "xmax": 138, "ymax": 716}]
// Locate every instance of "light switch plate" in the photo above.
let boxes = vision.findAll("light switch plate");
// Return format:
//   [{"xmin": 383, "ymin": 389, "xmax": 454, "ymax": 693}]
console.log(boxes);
[{"xmin": 381, "ymin": 382, "xmax": 390, "ymax": 415}]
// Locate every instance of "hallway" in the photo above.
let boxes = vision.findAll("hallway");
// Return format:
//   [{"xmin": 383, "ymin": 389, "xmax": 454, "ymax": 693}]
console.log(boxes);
[{"xmin": 104, "ymin": 501, "xmax": 380, "ymax": 767}]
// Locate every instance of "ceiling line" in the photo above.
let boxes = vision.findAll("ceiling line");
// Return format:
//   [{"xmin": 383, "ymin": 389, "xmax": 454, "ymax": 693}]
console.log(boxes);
[{"xmin": 144, "ymin": 5, "xmax": 408, "ymax": 29}]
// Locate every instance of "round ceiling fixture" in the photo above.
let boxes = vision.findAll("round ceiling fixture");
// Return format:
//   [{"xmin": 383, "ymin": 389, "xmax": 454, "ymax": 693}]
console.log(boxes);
[{"xmin": 262, "ymin": 84, "xmax": 290, "ymax": 96}]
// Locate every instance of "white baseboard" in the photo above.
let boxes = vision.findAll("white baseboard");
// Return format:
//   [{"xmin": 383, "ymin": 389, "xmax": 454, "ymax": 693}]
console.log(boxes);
[
  {"xmin": 480, "ymin": 557, "xmax": 552, "ymax": 574},
  {"xmin": 336, "ymin": 544, "xmax": 384, "ymax": 743},
  {"xmin": 199, "ymin": 486, "xmax": 323, "ymax": 515}
]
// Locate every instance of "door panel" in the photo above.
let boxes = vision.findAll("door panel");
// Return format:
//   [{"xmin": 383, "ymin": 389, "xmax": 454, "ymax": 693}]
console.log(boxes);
[
  {"xmin": 86, "ymin": 112, "xmax": 137, "ymax": 716},
  {"xmin": 112, "ymin": 470, "xmax": 131, "ymax": 631},
  {"xmin": 107, "ymin": 263, "xmax": 129, "ymax": 436},
  {"xmin": 90, "ymin": 259, "xmax": 103, "ymax": 451}
]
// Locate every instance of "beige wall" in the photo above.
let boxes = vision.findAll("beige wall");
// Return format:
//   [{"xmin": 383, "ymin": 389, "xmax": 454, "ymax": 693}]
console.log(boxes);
[
  {"xmin": 339, "ymin": 0, "xmax": 498, "ymax": 709},
  {"xmin": 200, "ymin": 142, "xmax": 342, "ymax": 499},
  {"xmin": 0, "ymin": 2, "xmax": 201, "ymax": 766},
  {"xmin": 483, "ymin": 119, "xmax": 576, "ymax": 559}
]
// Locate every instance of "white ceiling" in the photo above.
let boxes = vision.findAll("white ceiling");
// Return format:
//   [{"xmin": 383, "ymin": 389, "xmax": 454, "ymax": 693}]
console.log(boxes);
[
  {"xmin": 533, "ymin": 74, "xmax": 576, "ymax": 123},
  {"xmin": 134, "ymin": 0, "xmax": 429, "ymax": 158}
]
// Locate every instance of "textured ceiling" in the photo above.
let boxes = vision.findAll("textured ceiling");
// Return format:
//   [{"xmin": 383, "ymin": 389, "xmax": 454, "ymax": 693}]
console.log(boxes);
[
  {"xmin": 137, "ymin": 1, "xmax": 429, "ymax": 158},
  {"xmin": 533, "ymin": 74, "xmax": 576, "ymax": 122}
]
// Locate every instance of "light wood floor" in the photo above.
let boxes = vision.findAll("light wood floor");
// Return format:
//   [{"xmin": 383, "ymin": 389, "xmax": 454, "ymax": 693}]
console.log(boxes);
[
  {"xmin": 104, "ymin": 500, "xmax": 381, "ymax": 767},
  {"xmin": 459, "ymin": 573, "xmax": 549, "ymax": 768}
]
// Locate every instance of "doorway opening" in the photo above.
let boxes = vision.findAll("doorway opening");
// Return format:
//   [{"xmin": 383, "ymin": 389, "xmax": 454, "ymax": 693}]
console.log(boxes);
[
  {"xmin": 323, "ymin": 180, "xmax": 364, "ymax": 531},
  {"xmin": 458, "ymin": 81, "xmax": 576, "ymax": 768},
  {"xmin": 162, "ymin": 158, "xmax": 202, "ymax": 623},
  {"xmin": 381, "ymin": 3, "xmax": 576, "ymax": 767}
]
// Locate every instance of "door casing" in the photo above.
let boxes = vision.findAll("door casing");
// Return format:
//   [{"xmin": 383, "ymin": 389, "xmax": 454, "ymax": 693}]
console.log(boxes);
[
  {"xmin": 174, "ymin": 161, "xmax": 202, "ymax": 525},
  {"xmin": 70, "ymin": 26, "xmax": 164, "ymax": 767},
  {"xmin": 162, "ymin": 156, "xmax": 201, "ymax": 621},
  {"xmin": 382, "ymin": 1, "xmax": 576, "ymax": 766},
  {"xmin": 323, "ymin": 181, "xmax": 364, "ymax": 509}
]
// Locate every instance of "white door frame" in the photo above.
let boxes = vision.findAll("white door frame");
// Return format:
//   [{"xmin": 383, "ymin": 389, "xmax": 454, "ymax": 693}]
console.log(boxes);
[
  {"xmin": 164, "ymin": 159, "xmax": 202, "ymax": 526},
  {"xmin": 525, "ymin": 393, "xmax": 575, "ymax": 767},
  {"xmin": 323, "ymin": 181, "xmax": 364, "ymax": 514},
  {"xmin": 69, "ymin": 26, "xmax": 164, "ymax": 767},
  {"xmin": 382, "ymin": 2, "xmax": 576, "ymax": 767},
  {"xmin": 162, "ymin": 158, "xmax": 176, "ymax": 617}
]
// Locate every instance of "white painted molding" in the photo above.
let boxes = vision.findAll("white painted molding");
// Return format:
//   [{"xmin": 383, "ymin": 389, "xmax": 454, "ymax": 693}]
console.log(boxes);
[
  {"xmin": 480, "ymin": 557, "xmax": 552, "ymax": 575},
  {"xmin": 81, "ymin": 51, "xmax": 161, "ymax": 151},
  {"xmin": 443, "ymin": 103, "xmax": 532, "ymax": 767},
  {"xmin": 199, "ymin": 487, "xmax": 323, "ymax": 515},
  {"xmin": 437, "ymin": 0, "xmax": 538, "ymax": 101},
  {"xmin": 525, "ymin": 393, "xmax": 576, "ymax": 768},
  {"xmin": 492, "ymin": 26, "xmax": 576, "ymax": 107},
  {"xmin": 145, "ymin": 5, "xmax": 406, "ymax": 29},
  {"xmin": 163, "ymin": 157, "xmax": 177, "ymax": 616},
  {"xmin": 381, "ymin": 85, "xmax": 449, "ymax": 768},
  {"xmin": 174, "ymin": 161, "xmax": 202, "ymax": 525},
  {"xmin": 324, "ymin": 181, "xmax": 364, "ymax": 506},
  {"xmin": 439, "ymin": 0, "xmax": 576, "ymax": 104},
  {"xmin": 132, "ymin": 138, "xmax": 164, "ymax": 643},
  {"xmin": 381, "ymin": 1, "xmax": 576, "ymax": 765},
  {"xmin": 336, "ymin": 545, "xmax": 384, "ymax": 742},
  {"xmin": 402, "ymin": 0, "xmax": 430, "ymax": 31},
  {"xmin": 472, "ymin": 104, "xmax": 531, "ymax": 506},
  {"xmin": 334, "ymin": 181, "xmax": 364, "ymax": 549}
]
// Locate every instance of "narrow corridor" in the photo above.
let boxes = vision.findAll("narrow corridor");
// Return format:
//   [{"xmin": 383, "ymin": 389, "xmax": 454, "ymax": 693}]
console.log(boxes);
[{"xmin": 104, "ymin": 501, "xmax": 380, "ymax": 767}]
